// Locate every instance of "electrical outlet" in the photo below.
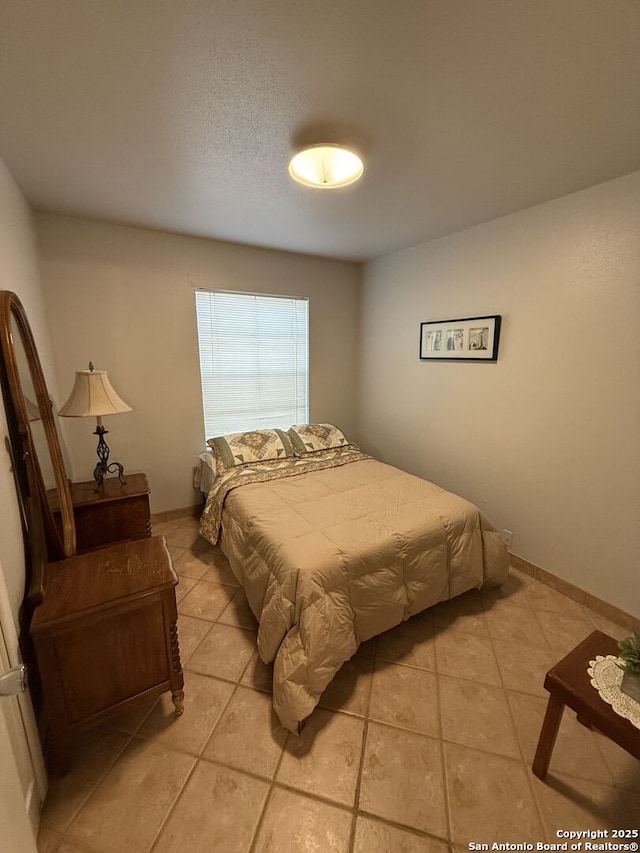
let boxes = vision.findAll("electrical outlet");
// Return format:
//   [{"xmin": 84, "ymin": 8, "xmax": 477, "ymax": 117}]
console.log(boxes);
[{"xmin": 501, "ymin": 529, "xmax": 514, "ymax": 549}]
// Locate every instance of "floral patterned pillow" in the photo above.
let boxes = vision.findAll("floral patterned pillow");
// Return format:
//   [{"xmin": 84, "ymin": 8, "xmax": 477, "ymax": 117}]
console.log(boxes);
[
  {"xmin": 287, "ymin": 423, "xmax": 350, "ymax": 456},
  {"xmin": 207, "ymin": 428, "xmax": 294, "ymax": 471}
]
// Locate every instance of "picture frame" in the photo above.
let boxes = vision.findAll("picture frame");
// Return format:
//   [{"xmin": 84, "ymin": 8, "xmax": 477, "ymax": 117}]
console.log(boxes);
[{"xmin": 419, "ymin": 315, "xmax": 501, "ymax": 361}]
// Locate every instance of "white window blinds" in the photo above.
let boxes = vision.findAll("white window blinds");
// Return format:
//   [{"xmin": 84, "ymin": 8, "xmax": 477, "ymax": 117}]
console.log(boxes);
[{"xmin": 195, "ymin": 290, "xmax": 309, "ymax": 441}]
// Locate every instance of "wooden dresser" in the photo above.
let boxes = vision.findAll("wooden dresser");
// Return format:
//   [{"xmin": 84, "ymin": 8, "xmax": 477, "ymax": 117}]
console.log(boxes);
[
  {"xmin": 38, "ymin": 471, "xmax": 184, "ymax": 775},
  {"xmin": 31, "ymin": 535, "xmax": 183, "ymax": 775}
]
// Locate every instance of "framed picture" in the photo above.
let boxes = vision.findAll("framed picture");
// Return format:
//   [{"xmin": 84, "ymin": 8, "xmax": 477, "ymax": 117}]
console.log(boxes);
[{"xmin": 419, "ymin": 315, "xmax": 501, "ymax": 361}]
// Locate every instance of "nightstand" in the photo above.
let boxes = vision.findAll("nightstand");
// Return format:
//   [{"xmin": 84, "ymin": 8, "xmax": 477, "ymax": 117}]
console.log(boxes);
[{"xmin": 71, "ymin": 472, "xmax": 152, "ymax": 552}]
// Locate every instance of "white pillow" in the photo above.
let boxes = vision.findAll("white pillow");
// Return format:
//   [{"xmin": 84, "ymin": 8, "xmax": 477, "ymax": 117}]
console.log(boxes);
[{"xmin": 194, "ymin": 450, "xmax": 217, "ymax": 494}]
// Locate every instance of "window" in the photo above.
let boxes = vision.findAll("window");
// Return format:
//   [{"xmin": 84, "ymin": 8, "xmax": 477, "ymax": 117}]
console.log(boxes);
[{"xmin": 195, "ymin": 290, "xmax": 309, "ymax": 441}]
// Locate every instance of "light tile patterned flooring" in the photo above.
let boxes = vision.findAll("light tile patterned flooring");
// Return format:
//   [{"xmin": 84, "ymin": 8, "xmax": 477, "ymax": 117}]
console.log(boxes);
[{"xmin": 37, "ymin": 516, "xmax": 639, "ymax": 853}]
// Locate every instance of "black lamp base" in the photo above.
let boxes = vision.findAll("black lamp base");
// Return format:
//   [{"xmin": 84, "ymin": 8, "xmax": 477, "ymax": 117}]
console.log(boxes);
[{"xmin": 93, "ymin": 424, "xmax": 126, "ymax": 490}]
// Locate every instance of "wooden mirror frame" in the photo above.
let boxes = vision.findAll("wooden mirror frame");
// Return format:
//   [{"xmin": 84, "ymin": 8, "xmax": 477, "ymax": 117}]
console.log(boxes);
[{"xmin": 0, "ymin": 291, "xmax": 76, "ymax": 558}]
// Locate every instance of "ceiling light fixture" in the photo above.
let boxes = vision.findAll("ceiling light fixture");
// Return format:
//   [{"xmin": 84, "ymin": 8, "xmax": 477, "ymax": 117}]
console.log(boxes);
[{"xmin": 288, "ymin": 143, "xmax": 364, "ymax": 189}]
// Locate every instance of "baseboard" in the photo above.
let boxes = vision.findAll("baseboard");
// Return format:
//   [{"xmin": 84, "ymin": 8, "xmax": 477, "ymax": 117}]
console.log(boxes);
[
  {"xmin": 510, "ymin": 552, "xmax": 639, "ymax": 632},
  {"xmin": 151, "ymin": 504, "xmax": 202, "ymax": 523}
]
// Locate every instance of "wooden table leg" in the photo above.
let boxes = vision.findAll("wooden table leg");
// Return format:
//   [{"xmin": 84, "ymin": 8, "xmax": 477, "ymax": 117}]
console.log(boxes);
[
  {"xmin": 533, "ymin": 692, "xmax": 565, "ymax": 780},
  {"xmin": 171, "ymin": 688, "xmax": 185, "ymax": 717}
]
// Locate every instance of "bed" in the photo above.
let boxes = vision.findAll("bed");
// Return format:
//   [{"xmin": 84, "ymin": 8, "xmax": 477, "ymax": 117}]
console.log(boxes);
[{"xmin": 199, "ymin": 425, "xmax": 509, "ymax": 732}]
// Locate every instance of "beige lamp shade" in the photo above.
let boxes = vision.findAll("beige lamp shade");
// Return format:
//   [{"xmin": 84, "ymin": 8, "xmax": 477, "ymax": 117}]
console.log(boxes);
[
  {"xmin": 24, "ymin": 395, "xmax": 42, "ymax": 422},
  {"xmin": 59, "ymin": 369, "xmax": 132, "ymax": 418}
]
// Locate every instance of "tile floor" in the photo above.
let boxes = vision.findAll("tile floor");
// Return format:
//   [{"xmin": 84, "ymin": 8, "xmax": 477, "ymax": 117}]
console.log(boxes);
[{"xmin": 37, "ymin": 516, "xmax": 639, "ymax": 853}]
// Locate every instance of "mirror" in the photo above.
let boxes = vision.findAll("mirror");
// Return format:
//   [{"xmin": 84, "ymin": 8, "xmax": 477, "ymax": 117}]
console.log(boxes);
[
  {"xmin": 11, "ymin": 317, "xmax": 58, "ymax": 492},
  {"xmin": 0, "ymin": 291, "xmax": 76, "ymax": 558}
]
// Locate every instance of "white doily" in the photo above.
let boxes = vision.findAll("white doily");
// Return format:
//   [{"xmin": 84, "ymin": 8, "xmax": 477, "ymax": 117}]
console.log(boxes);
[{"xmin": 587, "ymin": 655, "xmax": 640, "ymax": 730}]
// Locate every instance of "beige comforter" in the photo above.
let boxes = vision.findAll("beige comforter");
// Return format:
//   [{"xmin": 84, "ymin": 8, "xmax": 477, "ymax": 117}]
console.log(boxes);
[{"xmin": 200, "ymin": 452, "xmax": 508, "ymax": 732}]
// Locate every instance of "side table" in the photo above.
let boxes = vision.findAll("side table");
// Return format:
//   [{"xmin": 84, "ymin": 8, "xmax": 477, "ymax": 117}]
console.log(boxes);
[
  {"xmin": 71, "ymin": 472, "xmax": 152, "ymax": 551},
  {"xmin": 533, "ymin": 630, "xmax": 640, "ymax": 779}
]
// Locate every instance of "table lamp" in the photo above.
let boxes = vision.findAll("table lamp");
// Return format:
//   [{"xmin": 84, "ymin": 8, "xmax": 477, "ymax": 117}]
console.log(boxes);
[{"xmin": 59, "ymin": 362, "xmax": 132, "ymax": 489}]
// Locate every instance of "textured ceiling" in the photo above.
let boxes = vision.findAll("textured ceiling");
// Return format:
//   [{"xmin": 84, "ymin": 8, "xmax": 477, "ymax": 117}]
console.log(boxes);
[{"xmin": 1, "ymin": 0, "xmax": 639, "ymax": 261}]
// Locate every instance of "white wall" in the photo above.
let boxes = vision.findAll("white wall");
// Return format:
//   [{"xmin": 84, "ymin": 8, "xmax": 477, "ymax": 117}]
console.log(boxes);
[
  {"xmin": 36, "ymin": 214, "xmax": 361, "ymax": 513},
  {"xmin": 358, "ymin": 172, "xmax": 640, "ymax": 618},
  {"xmin": 0, "ymin": 156, "xmax": 60, "ymax": 621}
]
